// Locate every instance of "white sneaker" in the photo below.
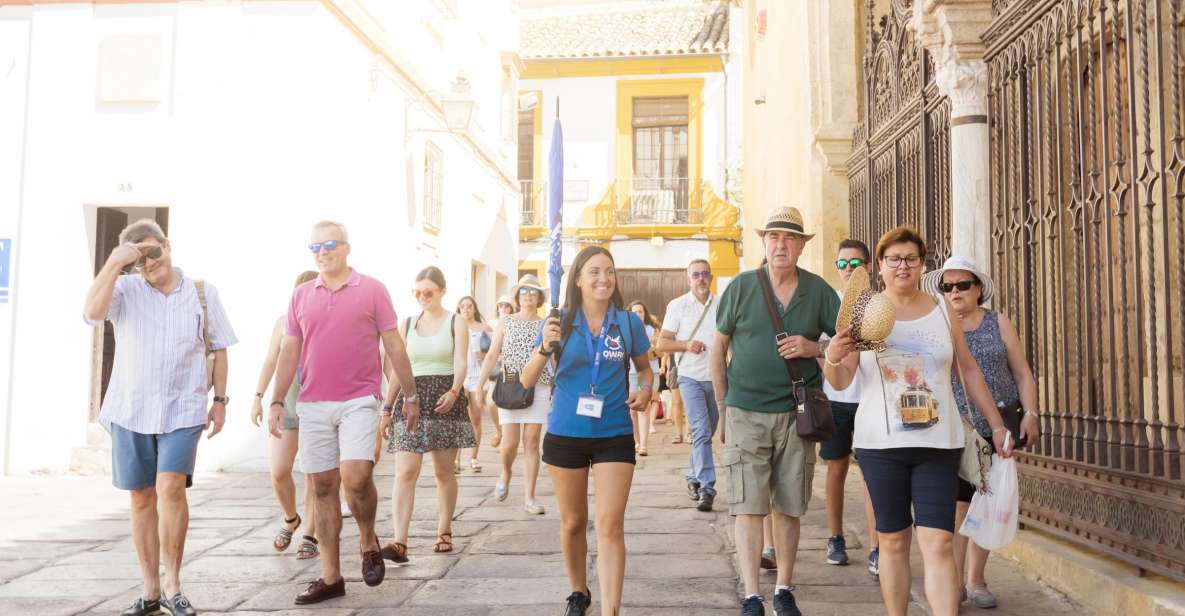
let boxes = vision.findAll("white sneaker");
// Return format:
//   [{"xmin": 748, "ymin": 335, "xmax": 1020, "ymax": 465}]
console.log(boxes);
[
  {"xmin": 524, "ymin": 501, "xmax": 546, "ymax": 515},
  {"xmin": 495, "ymin": 483, "xmax": 509, "ymax": 502},
  {"xmin": 341, "ymin": 502, "xmax": 353, "ymax": 518}
]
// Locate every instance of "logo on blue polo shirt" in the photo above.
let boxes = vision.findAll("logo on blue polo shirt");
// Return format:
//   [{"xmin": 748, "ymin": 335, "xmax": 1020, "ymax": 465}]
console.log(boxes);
[{"xmin": 603, "ymin": 334, "xmax": 625, "ymax": 361}]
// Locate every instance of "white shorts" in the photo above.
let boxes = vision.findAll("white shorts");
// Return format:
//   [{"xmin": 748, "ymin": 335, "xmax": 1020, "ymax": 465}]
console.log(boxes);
[
  {"xmin": 296, "ymin": 396, "xmax": 380, "ymax": 474},
  {"xmin": 497, "ymin": 383, "xmax": 550, "ymax": 425}
]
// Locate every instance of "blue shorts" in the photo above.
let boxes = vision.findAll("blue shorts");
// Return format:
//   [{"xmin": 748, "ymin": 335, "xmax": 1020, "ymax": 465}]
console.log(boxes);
[
  {"xmin": 856, "ymin": 447, "xmax": 961, "ymax": 533},
  {"xmin": 110, "ymin": 423, "xmax": 204, "ymax": 490},
  {"xmin": 818, "ymin": 402, "xmax": 859, "ymax": 460}
]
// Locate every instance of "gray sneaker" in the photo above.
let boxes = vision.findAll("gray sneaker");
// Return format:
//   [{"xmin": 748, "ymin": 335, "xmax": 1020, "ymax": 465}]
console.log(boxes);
[{"xmin": 967, "ymin": 586, "xmax": 998, "ymax": 609}]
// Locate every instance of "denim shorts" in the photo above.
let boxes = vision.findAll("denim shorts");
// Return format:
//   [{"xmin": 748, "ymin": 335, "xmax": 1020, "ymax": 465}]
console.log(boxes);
[
  {"xmin": 818, "ymin": 401, "xmax": 859, "ymax": 460},
  {"xmin": 856, "ymin": 447, "xmax": 961, "ymax": 533},
  {"xmin": 110, "ymin": 423, "xmax": 204, "ymax": 491}
]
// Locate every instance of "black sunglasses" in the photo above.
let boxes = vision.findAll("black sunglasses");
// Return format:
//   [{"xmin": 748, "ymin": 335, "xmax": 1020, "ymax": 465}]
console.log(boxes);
[
  {"xmin": 939, "ymin": 280, "xmax": 978, "ymax": 293},
  {"xmin": 134, "ymin": 246, "xmax": 164, "ymax": 268}
]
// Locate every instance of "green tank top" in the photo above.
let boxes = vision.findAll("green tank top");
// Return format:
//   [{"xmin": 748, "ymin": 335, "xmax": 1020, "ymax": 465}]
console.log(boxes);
[{"xmin": 406, "ymin": 313, "xmax": 455, "ymax": 376}]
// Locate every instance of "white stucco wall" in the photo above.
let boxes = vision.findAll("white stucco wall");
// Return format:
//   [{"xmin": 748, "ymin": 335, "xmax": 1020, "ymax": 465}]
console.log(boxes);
[{"xmin": 0, "ymin": 0, "xmax": 520, "ymax": 474}]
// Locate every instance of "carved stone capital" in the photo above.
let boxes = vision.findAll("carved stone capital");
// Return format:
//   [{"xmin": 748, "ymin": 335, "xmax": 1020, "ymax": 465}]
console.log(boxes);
[
  {"xmin": 935, "ymin": 58, "xmax": 988, "ymax": 118},
  {"xmin": 909, "ymin": 0, "xmax": 993, "ymax": 67}
]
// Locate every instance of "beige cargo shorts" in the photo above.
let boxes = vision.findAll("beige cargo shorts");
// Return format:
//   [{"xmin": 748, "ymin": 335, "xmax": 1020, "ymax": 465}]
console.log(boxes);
[{"xmin": 719, "ymin": 406, "xmax": 816, "ymax": 517}]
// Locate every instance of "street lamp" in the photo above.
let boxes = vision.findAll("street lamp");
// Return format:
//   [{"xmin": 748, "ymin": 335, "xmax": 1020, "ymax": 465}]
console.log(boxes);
[{"xmin": 440, "ymin": 76, "xmax": 474, "ymax": 133}]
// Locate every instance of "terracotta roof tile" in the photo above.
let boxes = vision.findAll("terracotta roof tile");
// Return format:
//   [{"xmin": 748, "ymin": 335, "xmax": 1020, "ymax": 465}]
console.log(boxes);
[{"xmin": 522, "ymin": 1, "xmax": 729, "ymax": 60}]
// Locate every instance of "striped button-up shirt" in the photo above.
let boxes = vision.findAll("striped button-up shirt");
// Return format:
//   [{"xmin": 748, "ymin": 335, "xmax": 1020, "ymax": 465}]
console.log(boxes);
[{"xmin": 85, "ymin": 269, "xmax": 237, "ymax": 434}]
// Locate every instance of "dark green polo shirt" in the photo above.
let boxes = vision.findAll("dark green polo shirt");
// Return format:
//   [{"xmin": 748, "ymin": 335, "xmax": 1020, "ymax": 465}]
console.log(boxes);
[{"xmin": 716, "ymin": 265, "xmax": 840, "ymax": 413}]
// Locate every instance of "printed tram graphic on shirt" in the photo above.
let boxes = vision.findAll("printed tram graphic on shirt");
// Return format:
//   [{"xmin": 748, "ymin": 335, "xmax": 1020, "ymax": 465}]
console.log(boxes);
[{"xmin": 876, "ymin": 351, "xmax": 941, "ymax": 431}]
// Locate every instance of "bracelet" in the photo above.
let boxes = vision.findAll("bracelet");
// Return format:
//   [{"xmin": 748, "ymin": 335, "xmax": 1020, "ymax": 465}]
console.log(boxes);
[
  {"xmin": 537, "ymin": 346, "xmax": 553, "ymax": 357},
  {"xmin": 824, "ymin": 354, "xmax": 842, "ymax": 368},
  {"xmin": 270, "ymin": 400, "xmax": 285, "ymax": 409},
  {"xmin": 992, "ymin": 426, "xmax": 1008, "ymax": 434},
  {"xmin": 1023, "ymin": 410, "xmax": 1038, "ymax": 418}
]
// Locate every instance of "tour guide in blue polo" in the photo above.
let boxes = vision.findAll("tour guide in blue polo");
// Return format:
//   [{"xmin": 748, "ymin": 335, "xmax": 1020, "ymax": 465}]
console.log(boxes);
[
  {"xmin": 520, "ymin": 245, "xmax": 652, "ymax": 616},
  {"xmin": 710, "ymin": 206, "xmax": 840, "ymax": 616}
]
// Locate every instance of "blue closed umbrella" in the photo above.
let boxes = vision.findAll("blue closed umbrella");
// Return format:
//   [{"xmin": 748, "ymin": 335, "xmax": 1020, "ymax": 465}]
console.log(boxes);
[{"xmin": 546, "ymin": 101, "xmax": 564, "ymax": 348}]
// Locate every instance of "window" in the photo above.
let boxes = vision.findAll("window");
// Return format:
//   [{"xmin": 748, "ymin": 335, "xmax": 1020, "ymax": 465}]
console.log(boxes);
[
  {"xmin": 631, "ymin": 96, "xmax": 690, "ymax": 222},
  {"xmin": 424, "ymin": 142, "xmax": 444, "ymax": 230},
  {"xmin": 518, "ymin": 102, "xmax": 538, "ymax": 225}
]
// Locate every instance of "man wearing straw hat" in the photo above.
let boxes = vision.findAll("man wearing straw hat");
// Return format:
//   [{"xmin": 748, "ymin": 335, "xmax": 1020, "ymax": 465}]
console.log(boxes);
[{"xmin": 710, "ymin": 206, "xmax": 840, "ymax": 616}]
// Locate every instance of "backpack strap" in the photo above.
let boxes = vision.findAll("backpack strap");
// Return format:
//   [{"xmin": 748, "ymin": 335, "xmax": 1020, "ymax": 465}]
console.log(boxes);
[{"xmin": 194, "ymin": 280, "xmax": 211, "ymax": 353}]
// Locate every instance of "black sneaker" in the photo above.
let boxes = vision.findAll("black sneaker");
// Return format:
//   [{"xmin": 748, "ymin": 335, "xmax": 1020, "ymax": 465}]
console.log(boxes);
[
  {"xmin": 120, "ymin": 597, "xmax": 162, "ymax": 616},
  {"xmin": 563, "ymin": 589, "xmax": 591, "ymax": 616},
  {"xmin": 772, "ymin": 588, "xmax": 801, "ymax": 616},
  {"xmin": 161, "ymin": 592, "xmax": 197, "ymax": 616},
  {"xmin": 696, "ymin": 492, "xmax": 715, "ymax": 512},
  {"xmin": 825, "ymin": 535, "xmax": 850, "ymax": 566},
  {"xmin": 687, "ymin": 479, "xmax": 701, "ymax": 501},
  {"xmin": 740, "ymin": 595, "xmax": 765, "ymax": 616}
]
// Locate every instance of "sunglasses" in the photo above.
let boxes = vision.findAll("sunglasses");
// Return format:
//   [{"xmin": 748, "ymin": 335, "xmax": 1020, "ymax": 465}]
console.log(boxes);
[
  {"xmin": 308, "ymin": 240, "xmax": 345, "ymax": 253},
  {"xmin": 939, "ymin": 280, "xmax": 978, "ymax": 293},
  {"xmin": 518, "ymin": 288, "xmax": 541, "ymax": 295},
  {"xmin": 690, "ymin": 271, "xmax": 712, "ymax": 280},
  {"xmin": 835, "ymin": 257, "xmax": 866, "ymax": 270},
  {"xmin": 413, "ymin": 289, "xmax": 437, "ymax": 299},
  {"xmin": 134, "ymin": 246, "xmax": 164, "ymax": 269}
]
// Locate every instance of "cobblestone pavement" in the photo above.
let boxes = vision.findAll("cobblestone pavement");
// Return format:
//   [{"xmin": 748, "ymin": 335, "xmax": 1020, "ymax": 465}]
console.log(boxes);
[{"xmin": 0, "ymin": 424, "xmax": 1085, "ymax": 615}]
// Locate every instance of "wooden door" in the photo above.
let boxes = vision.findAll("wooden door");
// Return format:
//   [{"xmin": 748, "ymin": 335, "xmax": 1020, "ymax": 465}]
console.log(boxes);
[{"xmin": 616, "ymin": 269, "xmax": 687, "ymax": 325}]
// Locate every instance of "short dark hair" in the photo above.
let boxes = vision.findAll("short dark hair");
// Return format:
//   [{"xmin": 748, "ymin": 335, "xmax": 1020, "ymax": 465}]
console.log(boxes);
[
  {"xmin": 837, "ymin": 239, "xmax": 870, "ymax": 261},
  {"xmin": 875, "ymin": 225, "xmax": 927, "ymax": 262},
  {"xmin": 416, "ymin": 266, "xmax": 447, "ymax": 290}
]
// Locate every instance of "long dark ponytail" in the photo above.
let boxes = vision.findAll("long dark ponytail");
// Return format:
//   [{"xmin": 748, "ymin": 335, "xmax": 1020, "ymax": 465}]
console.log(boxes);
[{"xmin": 559, "ymin": 245, "xmax": 624, "ymax": 342}]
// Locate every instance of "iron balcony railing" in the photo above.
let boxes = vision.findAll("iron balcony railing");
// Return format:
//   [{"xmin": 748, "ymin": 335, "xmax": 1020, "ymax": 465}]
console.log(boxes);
[
  {"xmin": 520, "ymin": 180, "xmax": 543, "ymax": 226},
  {"xmin": 619, "ymin": 176, "xmax": 702, "ymax": 224}
]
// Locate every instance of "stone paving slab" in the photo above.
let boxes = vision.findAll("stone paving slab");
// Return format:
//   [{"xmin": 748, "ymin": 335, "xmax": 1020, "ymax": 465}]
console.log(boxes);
[{"xmin": 0, "ymin": 422, "xmax": 1089, "ymax": 616}]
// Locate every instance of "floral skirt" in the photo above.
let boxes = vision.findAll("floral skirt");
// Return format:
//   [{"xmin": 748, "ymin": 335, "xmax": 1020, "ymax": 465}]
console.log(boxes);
[{"xmin": 387, "ymin": 374, "xmax": 477, "ymax": 454}]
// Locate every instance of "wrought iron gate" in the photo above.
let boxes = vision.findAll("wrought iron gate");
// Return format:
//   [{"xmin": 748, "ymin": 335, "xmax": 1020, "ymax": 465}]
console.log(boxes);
[
  {"xmin": 848, "ymin": 0, "xmax": 952, "ymax": 269},
  {"xmin": 985, "ymin": 0, "xmax": 1185, "ymax": 580}
]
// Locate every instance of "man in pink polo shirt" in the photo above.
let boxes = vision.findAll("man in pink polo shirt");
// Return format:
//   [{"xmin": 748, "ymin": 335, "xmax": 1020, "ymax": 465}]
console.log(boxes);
[{"xmin": 268, "ymin": 220, "xmax": 420, "ymax": 605}]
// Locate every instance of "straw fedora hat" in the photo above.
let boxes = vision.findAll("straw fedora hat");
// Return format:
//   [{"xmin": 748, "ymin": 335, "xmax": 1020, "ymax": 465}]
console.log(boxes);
[
  {"xmin": 921, "ymin": 256, "xmax": 994, "ymax": 303},
  {"xmin": 510, "ymin": 273, "xmax": 547, "ymax": 298},
  {"xmin": 837, "ymin": 267, "xmax": 896, "ymax": 352},
  {"xmin": 755, "ymin": 206, "xmax": 814, "ymax": 240}
]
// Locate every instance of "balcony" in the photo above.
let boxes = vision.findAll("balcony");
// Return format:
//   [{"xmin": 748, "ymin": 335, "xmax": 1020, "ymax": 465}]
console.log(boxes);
[{"xmin": 618, "ymin": 177, "xmax": 701, "ymax": 224}]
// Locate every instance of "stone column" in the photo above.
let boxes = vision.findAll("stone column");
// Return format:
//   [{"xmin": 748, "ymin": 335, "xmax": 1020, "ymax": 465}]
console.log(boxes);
[{"xmin": 911, "ymin": 0, "xmax": 993, "ymax": 270}]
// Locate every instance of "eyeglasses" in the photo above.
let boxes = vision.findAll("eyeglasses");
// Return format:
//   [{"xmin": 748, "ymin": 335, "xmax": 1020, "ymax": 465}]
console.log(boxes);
[
  {"xmin": 134, "ymin": 246, "xmax": 164, "ymax": 269},
  {"xmin": 690, "ymin": 271, "xmax": 712, "ymax": 280},
  {"xmin": 882, "ymin": 254, "xmax": 923, "ymax": 269},
  {"xmin": 413, "ymin": 289, "xmax": 437, "ymax": 299},
  {"xmin": 939, "ymin": 280, "xmax": 978, "ymax": 293},
  {"xmin": 835, "ymin": 258, "xmax": 866, "ymax": 270},
  {"xmin": 308, "ymin": 240, "xmax": 345, "ymax": 253},
  {"xmin": 518, "ymin": 288, "xmax": 541, "ymax": 295}
]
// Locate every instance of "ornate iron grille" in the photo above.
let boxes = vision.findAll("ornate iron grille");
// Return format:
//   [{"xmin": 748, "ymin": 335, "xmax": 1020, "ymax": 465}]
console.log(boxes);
[
  {"xmin": 848, "ymin": 0, "xmax": 952, "ymax": 271},
  {"xmin": 985, "ymin": 0, "xmax": 1185, "ymax": 581}
]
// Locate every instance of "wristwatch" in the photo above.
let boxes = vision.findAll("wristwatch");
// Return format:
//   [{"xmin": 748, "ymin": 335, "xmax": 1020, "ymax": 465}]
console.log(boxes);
[
  {"xmin": 817, "ymin": 338, "xmax": 830, "ymax": 358},
  {"xmin": 213, "ymin": 395, "xmax": 230, "ymax": 405}
]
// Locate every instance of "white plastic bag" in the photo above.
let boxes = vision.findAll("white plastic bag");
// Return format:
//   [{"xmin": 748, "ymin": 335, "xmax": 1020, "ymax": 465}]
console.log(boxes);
[{"xmin": 958, "ymin": 454, "xmax": 1019, "ymax": 550}]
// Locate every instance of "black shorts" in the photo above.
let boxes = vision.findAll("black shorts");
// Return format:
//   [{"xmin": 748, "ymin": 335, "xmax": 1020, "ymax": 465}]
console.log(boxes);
[
  {"xmin": 856, "ymin": 447, "xmax": 961, "ymax": 533},
  {"xmin": 818, "ymin": 402, "xmax": 859, "ymax": 460},
  {"xmin": 542, "ymin": 433, "xmax": 636, "ymax": 469}
]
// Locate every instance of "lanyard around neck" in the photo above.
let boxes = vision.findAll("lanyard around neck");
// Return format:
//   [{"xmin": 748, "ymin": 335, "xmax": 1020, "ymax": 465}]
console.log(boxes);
[{"xmin": 582, "ymin": 311, "xmax": 612, "ymax": 395}]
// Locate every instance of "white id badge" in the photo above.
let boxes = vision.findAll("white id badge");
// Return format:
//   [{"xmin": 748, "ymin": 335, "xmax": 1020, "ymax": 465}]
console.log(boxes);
[{"xmin": 576, "ymin": 394, "xmax": 605, "ymax": 419}]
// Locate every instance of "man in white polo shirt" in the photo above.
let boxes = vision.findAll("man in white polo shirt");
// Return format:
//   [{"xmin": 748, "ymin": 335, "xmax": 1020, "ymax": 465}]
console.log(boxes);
[{"xmin": 656, "ymin": 259, "xmax": 719, "ymax": 511}]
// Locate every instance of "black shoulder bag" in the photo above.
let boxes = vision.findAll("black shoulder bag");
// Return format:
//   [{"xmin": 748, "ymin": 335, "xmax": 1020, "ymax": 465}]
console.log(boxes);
[
  {"xmin": 755, "ymin": 268, "xmax": 836, "ymax": 443},
  {"xmin": 492, "ymin": 318, "xmax": 536, "ymax": 410}
]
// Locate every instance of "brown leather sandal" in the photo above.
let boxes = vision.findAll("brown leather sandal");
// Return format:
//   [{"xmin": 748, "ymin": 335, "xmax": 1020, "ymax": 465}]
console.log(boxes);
[
  {"xmin": 432, "ymin": 532, "xmax": 454, "ymax": 553},
  {"xmin": 381, "ymin": 541, "xmax": 409, "ymax": 564}
]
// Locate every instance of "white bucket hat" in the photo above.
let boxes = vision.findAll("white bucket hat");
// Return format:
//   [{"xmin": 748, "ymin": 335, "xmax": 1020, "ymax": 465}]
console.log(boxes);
[{"xmin": 921, "ymin": 255, "xmax": 994, "ymax": 304}]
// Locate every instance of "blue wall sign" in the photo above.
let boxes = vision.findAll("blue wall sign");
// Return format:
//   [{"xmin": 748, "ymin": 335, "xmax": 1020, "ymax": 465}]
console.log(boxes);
[{"xmin": 0, "ymin": 239, "xmax": 10, "ymax": 304}]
